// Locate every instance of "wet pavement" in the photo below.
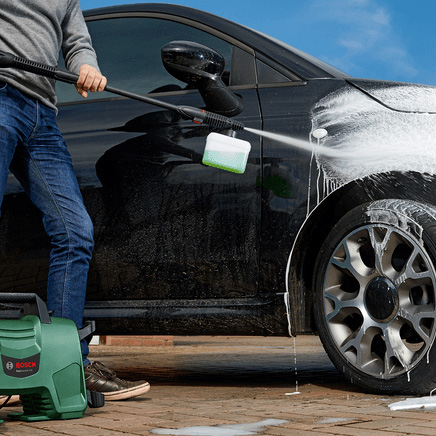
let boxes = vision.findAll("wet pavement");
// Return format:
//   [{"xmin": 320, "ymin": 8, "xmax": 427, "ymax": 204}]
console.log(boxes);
[{"xmin": 2, "ymin": 335, "xmax": 436, "ymax": 435}]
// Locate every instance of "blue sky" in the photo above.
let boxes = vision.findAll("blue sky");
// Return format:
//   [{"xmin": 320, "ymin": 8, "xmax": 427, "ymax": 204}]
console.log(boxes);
[{"xmin": 79, "ymin": 0, "xmax": 436, "ymax": 86}]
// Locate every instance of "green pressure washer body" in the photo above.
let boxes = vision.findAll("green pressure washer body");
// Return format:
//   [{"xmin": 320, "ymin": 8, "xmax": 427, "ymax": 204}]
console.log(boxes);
[{"xmin": 0, "ymin": 293, "xmax": 103, "ymax": 423}]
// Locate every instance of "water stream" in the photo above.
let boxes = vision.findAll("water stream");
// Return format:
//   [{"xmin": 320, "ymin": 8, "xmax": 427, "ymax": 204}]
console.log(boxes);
[
  {"xmin": 245, "ymin": 127, "xmax": 334, "ymax": 156},
  {"xmin": 245, "ymin": 126, "xmax": 431, "ymax": 162}
]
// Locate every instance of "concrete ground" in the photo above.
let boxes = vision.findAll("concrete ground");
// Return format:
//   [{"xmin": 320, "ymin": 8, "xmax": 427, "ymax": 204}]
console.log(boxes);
[{"xmin": 1, "ymin": 335, "xmax": 436, "ymax": 435}]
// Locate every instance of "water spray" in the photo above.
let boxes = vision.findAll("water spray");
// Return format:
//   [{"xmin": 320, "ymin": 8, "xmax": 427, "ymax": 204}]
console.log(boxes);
[{"xmin": 0, "ymin": 50, "xmax": 251, "ymax": 173}]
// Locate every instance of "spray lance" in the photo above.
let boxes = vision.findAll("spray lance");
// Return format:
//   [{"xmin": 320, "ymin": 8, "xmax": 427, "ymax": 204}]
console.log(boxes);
[{"xmin": 0, "ymin": 50, "xmax": 251, "ymax": 174}]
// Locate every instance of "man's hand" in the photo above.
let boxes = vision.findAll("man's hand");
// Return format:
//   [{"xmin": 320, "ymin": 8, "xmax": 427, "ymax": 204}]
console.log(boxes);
[{"xmin": 75, "ymin": 64, "xmax": 107, "ymax": 98}]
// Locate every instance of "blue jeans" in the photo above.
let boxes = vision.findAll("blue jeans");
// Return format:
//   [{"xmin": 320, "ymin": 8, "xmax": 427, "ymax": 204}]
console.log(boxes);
[{"xmin": 0, "ymin": 82, "xmax": 93, "ymax": 365}]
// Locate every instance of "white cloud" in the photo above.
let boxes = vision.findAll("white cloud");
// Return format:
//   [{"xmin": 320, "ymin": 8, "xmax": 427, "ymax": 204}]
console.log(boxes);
[
  {"xmin": 372, "ymin": 8, "xmax": 390, "ymax": 25},
  {"xmin": 338, "ymin": 39, "xmax": 365, "ymax": 50},
  {"xmin": 305, "ymin": 0, "xmax": 417, "ymax": 80}
]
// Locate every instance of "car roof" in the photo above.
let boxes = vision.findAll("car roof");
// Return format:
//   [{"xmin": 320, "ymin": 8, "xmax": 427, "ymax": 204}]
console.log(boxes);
[{"xmin": 84, "ymin": 3, "xmax": 350, "ymax": 80}]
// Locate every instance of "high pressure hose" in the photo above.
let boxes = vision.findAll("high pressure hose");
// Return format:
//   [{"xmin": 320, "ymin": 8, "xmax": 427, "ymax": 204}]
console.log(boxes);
[{"xmin": 0, "ymin": 50, "xmax": 245, "ymax": 131}]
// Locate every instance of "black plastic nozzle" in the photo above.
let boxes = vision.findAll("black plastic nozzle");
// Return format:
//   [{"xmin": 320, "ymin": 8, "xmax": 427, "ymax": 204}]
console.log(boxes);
[{"xmin": 177, "ymin": 106, "xmax": 245, "ymax": 131}]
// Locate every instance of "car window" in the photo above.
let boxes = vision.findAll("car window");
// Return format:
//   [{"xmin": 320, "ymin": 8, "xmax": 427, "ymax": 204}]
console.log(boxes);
[
  {"xmin": 256, "ymin": 59, "xmax": 294, "ymax": 84},
  {"xmin": 57, "ymin": 17, "xmax": 234, "ymax": 103}
]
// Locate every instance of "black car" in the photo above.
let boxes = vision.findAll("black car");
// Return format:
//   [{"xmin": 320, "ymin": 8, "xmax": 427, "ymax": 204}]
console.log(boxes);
[{"xmin": 2, "ymin": 3, "xmax": 436, "ymax": 395}]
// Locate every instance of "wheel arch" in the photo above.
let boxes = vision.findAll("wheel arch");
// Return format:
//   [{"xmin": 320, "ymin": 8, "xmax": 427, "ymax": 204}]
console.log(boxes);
[{"xmin": 287, "ymin": 171, "xmax": 436, "ymax": 334}]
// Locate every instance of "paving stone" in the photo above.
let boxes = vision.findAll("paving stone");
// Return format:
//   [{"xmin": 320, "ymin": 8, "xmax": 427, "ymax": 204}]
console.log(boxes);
[
  {"xmin": 1, "ymin": 336, "xmax": 436, "ymax": 435},
  {"xmin": 385, "ymin": 425, "xmax": 436, "ymax": 435}
]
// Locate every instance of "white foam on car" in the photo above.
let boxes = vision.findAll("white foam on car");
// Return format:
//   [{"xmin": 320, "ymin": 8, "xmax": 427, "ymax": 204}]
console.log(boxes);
[{"xmin": 311, "ymin": 84, "xmax": 436, "ymax": 194}]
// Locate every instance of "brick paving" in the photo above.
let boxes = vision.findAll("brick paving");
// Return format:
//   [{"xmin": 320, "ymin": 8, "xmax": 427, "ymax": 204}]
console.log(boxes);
[
  {"xmin": 101, "ymin": 335, "xmax": 174, "ymax": 347},
  {"xmin": 1, "ymin": 335, "xmax": 436, "ymax": 435}
]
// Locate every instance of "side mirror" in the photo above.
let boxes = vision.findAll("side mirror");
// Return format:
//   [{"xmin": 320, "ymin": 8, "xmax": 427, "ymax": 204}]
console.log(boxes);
[{"xmin": 161, "ymin": 41, "xmax": 243, "ymax": 117}]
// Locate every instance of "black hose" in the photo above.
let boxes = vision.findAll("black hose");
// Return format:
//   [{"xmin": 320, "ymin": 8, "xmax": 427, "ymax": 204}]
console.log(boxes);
[
  {"xmin": 0, "ymin": 50, "xmax": 245, "ymax": 131},
  {"xmin": 0, "ymin": 396, "xmax": 11, "ymax": 410}
]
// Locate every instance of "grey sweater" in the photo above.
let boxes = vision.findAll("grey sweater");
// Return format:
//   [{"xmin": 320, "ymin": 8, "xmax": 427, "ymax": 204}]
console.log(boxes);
[{"xmin": 0, "ymin": 0, "xmax": 99, "ymax": 110}]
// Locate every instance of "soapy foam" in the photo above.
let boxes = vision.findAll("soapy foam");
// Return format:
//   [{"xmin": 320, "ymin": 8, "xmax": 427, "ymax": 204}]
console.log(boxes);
[
  {"xmin": 247, "ymin": 89, "xmax": 436, "ymax": 184},
  {"xmin": 389, "ymin": 396, "xmax": 436, "ymax": 411},
  {"xmin": 151, "ymin": 419, "xmax": 289, "ymax": 435},
  {"xmin": 311, "ymin": 85, "xmax": 436, "ymax": 187},
  {"xmin": 365, "ymin": 83, "xmax": 436, "ymax": 113}
]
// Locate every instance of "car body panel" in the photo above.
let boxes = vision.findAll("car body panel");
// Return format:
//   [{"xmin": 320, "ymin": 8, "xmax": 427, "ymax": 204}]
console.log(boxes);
[{"xmin": 59, "ymin": 90, "xmax": 262, "ymax": 303}]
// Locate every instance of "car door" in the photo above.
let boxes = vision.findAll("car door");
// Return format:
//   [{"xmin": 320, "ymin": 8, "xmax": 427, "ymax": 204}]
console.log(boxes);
[
  {"xmin": 56, "ymin": 14, "xmax": 262, "ymax": 304},
  {"xmin": 254, "ymin": 54, "xmax": 351, "ymax": 330}
]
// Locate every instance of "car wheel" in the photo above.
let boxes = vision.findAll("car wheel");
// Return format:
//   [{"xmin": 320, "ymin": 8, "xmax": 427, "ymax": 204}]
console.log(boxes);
[{"xmin": 313, "ymin": 199, "xmax": 436, "ymax": 395}]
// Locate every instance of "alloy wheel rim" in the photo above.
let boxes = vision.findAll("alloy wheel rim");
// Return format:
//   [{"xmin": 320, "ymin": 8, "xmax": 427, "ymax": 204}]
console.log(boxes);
[{"xmin": 323, "ymin": 224, "xmax": 436, "ymax": 379}]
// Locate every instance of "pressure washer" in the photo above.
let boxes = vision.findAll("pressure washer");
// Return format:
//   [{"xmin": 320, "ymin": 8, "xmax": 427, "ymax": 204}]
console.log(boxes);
[
  {"xmin": 0, "ymin": 49, "xmax": 252, "ymax": 174},
  {"xmin": 0, "ymin": 293, "xmax": 103, "ymax": 423}
]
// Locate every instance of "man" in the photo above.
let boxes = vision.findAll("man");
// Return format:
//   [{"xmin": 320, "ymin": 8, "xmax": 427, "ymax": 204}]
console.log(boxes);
[{"xmin": 0, "ymin": 1, "xmax": 150, "ymax": 401}]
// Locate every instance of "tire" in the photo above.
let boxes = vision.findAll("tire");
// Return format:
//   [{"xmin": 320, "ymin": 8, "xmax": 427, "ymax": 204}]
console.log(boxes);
[{"xmin": 313, "ymin": 199, "xmax": 436, "ymax": 395}]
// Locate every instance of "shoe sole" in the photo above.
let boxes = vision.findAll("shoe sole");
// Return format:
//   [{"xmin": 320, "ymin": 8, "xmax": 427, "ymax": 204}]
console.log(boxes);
[{"xmin": 102, "ymin": 382, "xmax": 150, "ymax": 401}]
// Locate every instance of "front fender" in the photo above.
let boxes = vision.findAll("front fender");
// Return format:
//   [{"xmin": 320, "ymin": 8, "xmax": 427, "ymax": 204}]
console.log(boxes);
[{"xmin": 286, "ymin": 171, "xmax": 436, "ymax": 334}]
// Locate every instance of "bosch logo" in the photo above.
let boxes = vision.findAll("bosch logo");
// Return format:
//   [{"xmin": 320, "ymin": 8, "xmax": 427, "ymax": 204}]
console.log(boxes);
[
  {"xmin": 16, "ymin": 361, "xmax": 37, "ymax": 369},
  {"xmin": 2, "ymin": 353, "xmax": 40, "ymax": 378}
]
